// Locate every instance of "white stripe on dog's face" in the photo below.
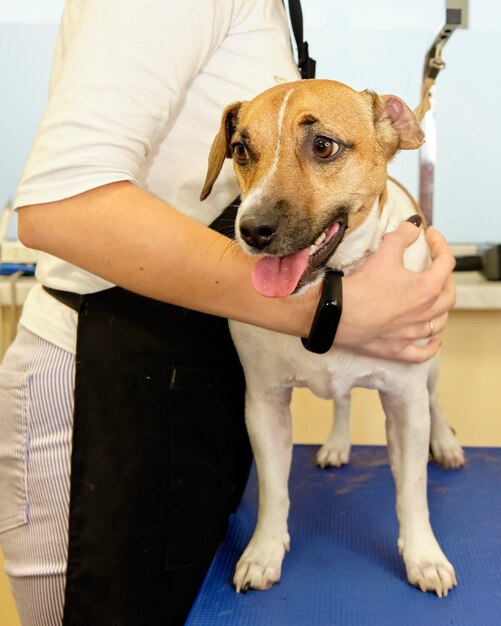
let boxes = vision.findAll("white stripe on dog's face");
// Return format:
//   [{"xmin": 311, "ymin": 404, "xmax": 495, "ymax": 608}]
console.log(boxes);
[
  {"xmin": 271, "ymin": 87, "xmax": 294, "ymax": 179},
  {"xmin": 236, "ymin": 88, "xmax": 295, "ymax": 233}
]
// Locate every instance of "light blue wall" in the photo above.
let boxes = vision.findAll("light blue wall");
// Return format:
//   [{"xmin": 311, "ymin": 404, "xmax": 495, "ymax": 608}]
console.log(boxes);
[
  {"xmin": 302, "ymin": 0, "xmax": 501, "ymax": 244},
  {"xmin": 0, "ymin": 3, "xmax": 62, "ymax": 220},
  {"xmin": 1, "ymin": 1, "xmax": 500, "ymax": 243},
  {"xmin": 0, "ymin": 24, "xmax": 58, "ymax": 210}
]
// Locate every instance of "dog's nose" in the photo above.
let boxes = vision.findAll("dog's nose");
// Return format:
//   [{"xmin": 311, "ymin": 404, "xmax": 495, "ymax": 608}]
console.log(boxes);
[{"xmin": 239, "ymin": 217, "xmax": 278, "ymax": 250}]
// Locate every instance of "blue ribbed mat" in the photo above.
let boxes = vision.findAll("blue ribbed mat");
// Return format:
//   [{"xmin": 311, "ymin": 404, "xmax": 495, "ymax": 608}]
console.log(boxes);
[{"xmin": 186, "ymin": 445, "xmax": 501, "ymax": 625}]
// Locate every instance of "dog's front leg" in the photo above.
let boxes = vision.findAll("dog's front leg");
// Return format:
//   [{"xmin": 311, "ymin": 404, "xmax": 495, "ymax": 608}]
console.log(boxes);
[
  {"xmin": 428, "ymin": 354, "xmax": 465, "ymax": 468},
  {"xmin": 233, "ymin": 386, "xmax": 293, "ymax": 592},
  {"xmin": 380, "ymin": 387, "xmax": 457, "ymax": 597},
  {"xmin": 316, "ymin": 393, "xmax": 351, "ymax": 468}
]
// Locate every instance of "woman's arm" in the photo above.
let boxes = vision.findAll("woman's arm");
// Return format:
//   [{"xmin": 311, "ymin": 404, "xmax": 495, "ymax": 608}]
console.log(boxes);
[
  {"xmin": 18, "ymin": 181, "xmax": 455, "ymax": 362},
  {"xmin": 18, "ymin": 181, "xmax": 320, "ymax": 336}
]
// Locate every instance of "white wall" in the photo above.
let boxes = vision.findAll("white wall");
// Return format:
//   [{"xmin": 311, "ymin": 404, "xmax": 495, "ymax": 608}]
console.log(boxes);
[{"xmin": 1, "ymin": 1, "xmax": 500, "ymax": 243}]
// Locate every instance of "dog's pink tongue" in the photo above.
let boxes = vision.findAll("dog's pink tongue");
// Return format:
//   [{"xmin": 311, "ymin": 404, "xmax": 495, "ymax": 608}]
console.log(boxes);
[{"xmin": 252, "ymin": 248, "xmax": 310, "ymax": 297}]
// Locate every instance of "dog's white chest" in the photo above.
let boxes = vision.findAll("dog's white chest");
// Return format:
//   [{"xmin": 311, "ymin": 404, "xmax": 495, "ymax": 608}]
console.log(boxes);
[{"xmin": 230, "ymin": 322, "xmax": 406, "ymax": 400}]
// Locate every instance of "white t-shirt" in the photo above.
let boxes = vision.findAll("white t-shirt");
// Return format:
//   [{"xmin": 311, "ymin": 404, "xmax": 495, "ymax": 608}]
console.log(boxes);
[{"xmin": 15, "ymin": 0, "xmax": 300, "ymax": 353}]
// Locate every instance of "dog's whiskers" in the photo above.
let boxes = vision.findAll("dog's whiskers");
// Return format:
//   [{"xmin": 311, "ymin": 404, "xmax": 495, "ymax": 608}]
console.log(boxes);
[{"xmin": 213, "ymin": 235, "xmax": 241, "ymax": 262}]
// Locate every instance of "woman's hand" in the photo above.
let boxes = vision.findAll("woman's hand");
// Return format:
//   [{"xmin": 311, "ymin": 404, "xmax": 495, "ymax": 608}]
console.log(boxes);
[{"xmin": 335, "ymin": 221, "xmax": 456, "ymax": 362}]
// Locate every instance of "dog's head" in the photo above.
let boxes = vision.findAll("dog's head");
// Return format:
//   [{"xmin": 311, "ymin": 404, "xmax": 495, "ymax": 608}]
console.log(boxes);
[{"xmin": 201, "ymin": 79, "xmax": 423, "ymax": 297}]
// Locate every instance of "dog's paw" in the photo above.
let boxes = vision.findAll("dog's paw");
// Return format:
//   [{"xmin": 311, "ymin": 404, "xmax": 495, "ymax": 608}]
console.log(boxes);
[
  {"xmin": 233, "ymin": 532, "xmax": 290, "ymax": 593},
  {"xmin": 403, "ymin": 545, "xmax": 458, "ymax": 597},
  {"xmin": 316, "ymin": 443, "xmax": 350, "ymax": 468},
  {"xmin": 431, "ymin": 443, "xmax": 465, "ymax": 469},
  {"xmin": 430, "ymin": 427, "xmax": 465, "ymax": 469}
]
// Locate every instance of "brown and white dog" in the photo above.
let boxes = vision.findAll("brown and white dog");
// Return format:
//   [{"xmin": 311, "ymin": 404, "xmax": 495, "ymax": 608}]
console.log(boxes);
[{"xmin": 201, "ymin": 79, "xmax": 464, "ymax": 597}]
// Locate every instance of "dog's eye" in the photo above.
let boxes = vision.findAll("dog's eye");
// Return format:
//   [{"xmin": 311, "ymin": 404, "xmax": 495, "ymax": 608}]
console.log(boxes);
[
  {"xmin": 312, "ymin": 136, "xmax": 339, "ymax": 159},
  {"xmin": 232, "ymin": 142, "xmax": 248, "ymax": 163}
]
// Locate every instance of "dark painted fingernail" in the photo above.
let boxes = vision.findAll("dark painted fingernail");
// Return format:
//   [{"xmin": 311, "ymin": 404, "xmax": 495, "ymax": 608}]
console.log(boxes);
[{"xmin": 406, "ymin": 214, "xmax": 422, "ymax": 227}]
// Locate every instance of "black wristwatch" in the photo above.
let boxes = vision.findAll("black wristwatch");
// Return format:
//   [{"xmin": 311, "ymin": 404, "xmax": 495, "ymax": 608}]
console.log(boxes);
[{"xmin": 301, "ymin": 269, "xmax": 343, "ymax": 354}]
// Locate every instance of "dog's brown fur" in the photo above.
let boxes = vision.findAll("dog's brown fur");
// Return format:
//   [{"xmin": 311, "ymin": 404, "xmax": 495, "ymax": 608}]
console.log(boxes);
[{"xmin": 202, "ymin": 80, "xmax": 424, "ymax": 248}]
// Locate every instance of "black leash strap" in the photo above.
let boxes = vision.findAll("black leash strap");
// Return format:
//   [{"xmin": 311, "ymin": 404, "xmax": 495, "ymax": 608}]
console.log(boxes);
[{"xmin": 286, "ymin": 0, "xmax": 316, "ymax": 79}]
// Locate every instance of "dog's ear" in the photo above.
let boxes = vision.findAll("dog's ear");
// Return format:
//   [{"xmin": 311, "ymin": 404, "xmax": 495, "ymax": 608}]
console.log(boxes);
[
  {"xmin": 200, "ymin": 102, "xmax": 242, "ymax": 201},
  {"xmin": 366, "ymin": 91, "xmax": 425, "ymax": 157}
]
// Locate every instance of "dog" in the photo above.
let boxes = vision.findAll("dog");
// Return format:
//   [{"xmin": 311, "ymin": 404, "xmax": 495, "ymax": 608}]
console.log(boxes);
[{"xmin": 201, "ymin": 79, "xmax": 463, "ymax": 597}]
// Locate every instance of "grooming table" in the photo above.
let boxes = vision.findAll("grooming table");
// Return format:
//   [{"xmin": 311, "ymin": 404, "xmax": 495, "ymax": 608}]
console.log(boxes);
[{"xmin": 186, "ymin": 445, "xmax": 501, "ymax": 625}]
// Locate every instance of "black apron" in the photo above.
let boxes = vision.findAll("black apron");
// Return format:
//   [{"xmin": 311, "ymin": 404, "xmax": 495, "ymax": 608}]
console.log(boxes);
[{"xmin": 57, "ymin": 201, "xmax": 252, "ymax": 626}]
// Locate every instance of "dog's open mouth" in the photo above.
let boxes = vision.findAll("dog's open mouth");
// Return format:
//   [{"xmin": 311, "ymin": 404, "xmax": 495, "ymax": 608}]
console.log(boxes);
[{"xmin": 252, "ymin": 217, "xmax": 347, "ymax": 297}]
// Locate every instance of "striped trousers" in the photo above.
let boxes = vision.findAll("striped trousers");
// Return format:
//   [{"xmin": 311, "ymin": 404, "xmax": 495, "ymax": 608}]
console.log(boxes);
[{"xmin": 0, "ymin": 325, "xmax": 74, "ymax": 626}]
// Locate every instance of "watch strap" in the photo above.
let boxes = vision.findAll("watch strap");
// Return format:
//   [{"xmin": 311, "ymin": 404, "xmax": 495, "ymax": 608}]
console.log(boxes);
[{"xmin": 301, "ymin": 269, "xmax": 343, "ymax": 354}]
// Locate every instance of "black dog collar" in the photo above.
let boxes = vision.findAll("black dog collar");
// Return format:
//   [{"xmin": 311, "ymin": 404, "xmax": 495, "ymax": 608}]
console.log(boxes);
[{"xmin": 301, "ymin": 269, "xmax": 343, "ymax": 354}]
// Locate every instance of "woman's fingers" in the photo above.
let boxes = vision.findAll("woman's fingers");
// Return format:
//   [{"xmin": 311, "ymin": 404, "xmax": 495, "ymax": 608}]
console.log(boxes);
[
  {"xmin": 419, "ymin": 312, "xmax": 448, "ymax": 340},
  {"xmin": 397, "ymin": 338, "xmax": 442, "ymax": 363},
  {"xmin": 426, "ymin": 287, "xmax": 455, "ymax": 324},
  {"xmin": 426, "ymin": 226, "xmax": 456, "ymax": 274},
  {"xmin": 378, "ymin": 220, "xmax": 422, "ymax": 265},
  {"xmin": 427, "ymin": 226, "xmax": 454, "ymax": 260},
  {"xmin": 400, "ymin": 312, "xmax": 449, "ymax": 342},
  {"xmin": 356, "ymin": 336, "xmax": 442, "ymax": 362},
  {"xmin": 426, "ymin": 311, "xmax": 449, "ymax": 337}
]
